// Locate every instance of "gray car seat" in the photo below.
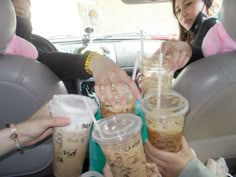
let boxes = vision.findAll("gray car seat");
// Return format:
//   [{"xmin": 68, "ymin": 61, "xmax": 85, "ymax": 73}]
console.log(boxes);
[
  {"xmin": 0, "ymin": 0, "xmax": 67, "ymax": 176},
  {"xmin": 173, "ymin": 0, "xmax": 236, "ymax": 169}
]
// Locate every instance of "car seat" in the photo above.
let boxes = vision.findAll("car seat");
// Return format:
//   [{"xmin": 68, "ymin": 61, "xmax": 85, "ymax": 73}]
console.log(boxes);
[
  {"xmin": 172, "ymin": 0, "xmax": 236, "ymax": 171},
  {"xmin": 0, "ymin": 0, "xmax": 67, "ymax": 176}
]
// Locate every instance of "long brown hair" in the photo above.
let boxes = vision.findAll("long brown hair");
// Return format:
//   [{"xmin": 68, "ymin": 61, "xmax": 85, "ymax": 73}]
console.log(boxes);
[{"xmin": 172, "ymin": 0, "xmax": 213, "ymax": 42}]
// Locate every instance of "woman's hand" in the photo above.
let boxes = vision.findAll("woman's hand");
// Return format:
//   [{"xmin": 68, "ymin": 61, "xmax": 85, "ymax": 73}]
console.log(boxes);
[
  {"xmin": 17, "ymin": 103, "xmax": 70, "ymax": 147},
  {"xmin": 144, "ymin": 136, "xmax": 194, "ymax": 177},
  {"xmin": 155, "ymin": 40, "xmax": 192, "ymax": 72},
  {"xmin": 89, "ymin": 53, "xmax": 141, "ymax": 105}
]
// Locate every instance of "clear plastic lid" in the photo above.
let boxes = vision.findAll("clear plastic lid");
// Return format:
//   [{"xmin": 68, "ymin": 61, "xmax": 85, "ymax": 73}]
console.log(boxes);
[
  {"xmin": 48, "ymin": 94, "xmax": 98, "ymax": 116},
  {"xmin": 92, "ymin": 113, "xmax": 142, "ymax": 144},
  {"xmin": 141, "ymin": 89, "xmax": 189, "ymax": 119},
  {"xmin": 79, "ymin": 171, "xmax": 103, "ymax": 177}
]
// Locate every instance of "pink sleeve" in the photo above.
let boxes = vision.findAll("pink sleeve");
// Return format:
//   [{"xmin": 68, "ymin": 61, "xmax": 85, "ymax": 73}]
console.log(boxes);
[
  {"xmin": 202, "ymin": 23, "xmax": 221, "ymax": 57},
  {"xmin": 4, "ymin": 34, "xmax": 38, "ymax": 60},
  {"xmin": 202, "ymin": 22, "xmax": 236, "ymax": 57}
]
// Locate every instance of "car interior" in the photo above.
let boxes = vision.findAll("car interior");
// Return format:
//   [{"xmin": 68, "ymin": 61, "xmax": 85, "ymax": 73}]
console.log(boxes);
[{"xmin": 1, "ymin": 0, "xmax": 236, "ymax": 176}]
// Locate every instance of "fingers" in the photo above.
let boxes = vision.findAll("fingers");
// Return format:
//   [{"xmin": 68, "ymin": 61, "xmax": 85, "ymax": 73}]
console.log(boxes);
[
  {"xmin": 45, "ymin": 117, "xmax": 71, "ymax": 128},
  {"xmin": 117, "ymin": 71, "xmax": 141, "ymax": 100},
  {"xmin": 179, "ymin": 136, "xmax": 193, "ymax": 158},
  {"xmin": 94, "ymin": 66, "xmax": 140, "ymax": 105},
  {"xmin": 155, "ymin": 40, "xmax": 192, "ymax": 72},
  {"xmin": 103, "ymin": 163, "xmax": 113, "ymax": 177},
  {"xmin": 94, "ymin": 83, "xmax": 105, "ymax": 102},
  {"xmin": 145, "ymin": 141, "xmax": 167, "ymax": 166},
  {"xmin": 146, "ymin": 162, "xmax": 160, "ymax": 177}
]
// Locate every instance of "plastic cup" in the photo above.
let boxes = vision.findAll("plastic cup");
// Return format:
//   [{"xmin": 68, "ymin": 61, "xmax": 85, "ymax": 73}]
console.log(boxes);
[
  {"xmin": 141, "ymin": 89, "xmax": 189, "ymax": 152},
  {"xmin": 139, "ymin": 53, "xmax": 173, "ymax": 96},
  {"xmin": 48, "ymin": 94, "xmax": 98, "ymax": 177},
  {"xmin": 99, "ymin": 84, "xmax": 135, "ymax": 118},
  {"xmin": 79, "ymin": 171, "xmax": 103, "ymax": 177},
  {"xmin": 92, "ymin": 113, "xmax": 148, "ymax": 177}
]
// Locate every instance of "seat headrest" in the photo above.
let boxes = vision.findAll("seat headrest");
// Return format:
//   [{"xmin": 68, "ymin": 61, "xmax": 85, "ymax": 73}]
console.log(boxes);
[
  {"xmin": 0, "ymin": 0, "xmax": 16, "ymax": 53},
  {"xmin": 221, "ymin": 0, "xmax": 236, "ymax": 40}
]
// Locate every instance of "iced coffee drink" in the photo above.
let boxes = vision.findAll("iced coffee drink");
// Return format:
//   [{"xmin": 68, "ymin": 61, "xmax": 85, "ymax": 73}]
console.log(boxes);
[
  {"xmin": 141, "ymin": 90, "xmax": 189, "ymax": 152},
  {"xmin": 53, "ymin": 128, "xmax": 90, "ymax": 177},
  {"xmin": 139, "ymin": 53, "xmax": 173, "ymax": 96},
  {"xmin": 48, "ymin": 95, "xmax": 98, "ymax": 177},
  {"xmin": 100, "ymin": 84, "xmax": 135, "ymax": 118},
  {"xmin": 92, "ymin": 113, "xmax": 148, "ymax": 177}
]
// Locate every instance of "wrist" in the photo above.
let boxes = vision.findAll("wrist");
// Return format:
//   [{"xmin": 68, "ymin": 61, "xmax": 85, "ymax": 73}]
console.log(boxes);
[
  {"xmin": 5, "ymin": 123, "xmax": 23, "ymax": 152},
  {"xmin": 89, "ymin": 52, "xmax": 113, "ymax": 74}
]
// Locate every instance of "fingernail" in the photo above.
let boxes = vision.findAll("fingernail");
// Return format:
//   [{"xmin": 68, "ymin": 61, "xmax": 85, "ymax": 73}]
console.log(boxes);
[{"xmin": 64, "ymin": 118, "xmax": 71, "ymax": 124}]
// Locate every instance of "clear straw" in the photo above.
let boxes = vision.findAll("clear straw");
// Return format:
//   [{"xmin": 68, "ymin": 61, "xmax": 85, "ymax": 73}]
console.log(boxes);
[
  {"xmin": 132, "ymin": 51, "xmax": 140, "ymax": 81},
  {"xmin": 140, "ymin": 30, "xmax": 144, "ymax": 65},
  {"xmin": 83, "ymin": 97, "xmax": 104, "ymax": 138},
  {"xmin": 157, "ymin": 53, "xmax": 163, "ymax": 109}
]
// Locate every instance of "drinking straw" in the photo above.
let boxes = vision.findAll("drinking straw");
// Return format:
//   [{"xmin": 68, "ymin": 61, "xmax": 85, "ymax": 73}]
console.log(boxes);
[
  {"xmin": 157, "ymin": 52, "xmax": 163, "ymax": 109},
  {"xmin": 132, "ymin": 29, "xmax": 144, "ymax": 81},
  {"xmin": 83, "ymin": 97, "xmax": 104, "ymax": 138},
  {"xmin": 132, "ymin": 51, "xmax": 140, "ymax": 81},
  {"xmin": 140, "ymin": 30, "xmax": 144, "ymax": 64}
]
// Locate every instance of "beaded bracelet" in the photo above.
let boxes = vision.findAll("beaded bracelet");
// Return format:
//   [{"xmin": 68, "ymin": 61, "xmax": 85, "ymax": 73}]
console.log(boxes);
[
  {"xmin": 84, "ymin": 52, "xmax": 95, "ymax": 75},
  {"xmin": 5, "ymin": 123, "xmax": 22, "ymax": 152}
]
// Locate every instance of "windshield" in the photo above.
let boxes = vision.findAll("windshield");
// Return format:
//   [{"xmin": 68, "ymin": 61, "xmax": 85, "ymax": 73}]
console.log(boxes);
[{"xmin": 31, "ymin": 0, "xmax": 179, "ymax": 38}]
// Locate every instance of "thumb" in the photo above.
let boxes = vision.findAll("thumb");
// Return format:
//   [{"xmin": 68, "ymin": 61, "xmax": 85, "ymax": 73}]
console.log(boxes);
[
  {"xmin": 44, "ymin": 117, "xmax": 71, "ymax": 128},
  {"xmin": 180, "ymin": 136, "xmax": 191, "ymax": 153}
]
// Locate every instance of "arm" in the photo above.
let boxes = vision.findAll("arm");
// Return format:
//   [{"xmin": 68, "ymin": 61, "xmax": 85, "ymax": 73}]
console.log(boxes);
[
  {"xmin": 173, "ymin": 44, "xmax": 203, "ymax": 77},
  {"xmin": 179, "ymin": 158, "xmax": 216, "ymax": 177},
  {"xmin": 144, "ymin": 136, "xmax": 215, "ymax": 177},
  {"xmin": 0, "ymin": 103, "xmax": 70, "ymax": 156},
  {"xmin": 37, "ymin": 50, "xmax": 92, "ymax": 80},
  {"xmin": 38, "ymin": 50, "xmax": 141, "ymax": 104}
]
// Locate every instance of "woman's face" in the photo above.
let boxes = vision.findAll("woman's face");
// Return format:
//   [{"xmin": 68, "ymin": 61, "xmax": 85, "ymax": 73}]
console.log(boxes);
[{"xmin": 175, "ymin": 0, "xmax": 208, "ymax": 30}]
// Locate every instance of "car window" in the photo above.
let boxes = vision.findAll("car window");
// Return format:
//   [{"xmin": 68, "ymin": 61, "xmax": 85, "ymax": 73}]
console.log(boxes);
[{"xmin": 31, "ymin": 0, "xmax": 179, "ymax": 38}]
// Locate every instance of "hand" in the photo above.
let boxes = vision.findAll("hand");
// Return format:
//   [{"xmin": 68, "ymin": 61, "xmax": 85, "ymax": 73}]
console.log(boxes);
[
  {"xmin": 103, "ymin": 162, "xmax": 160, "ymax": 177},
  {"xmin": 146, "ymin": 162, "xmax": 161, "ymax": 177},
  {"xmin": 17, "ymin": 103, "xmax": 71, "ymax": 147},
  {"xmin": 89, "ymin": 53, "xmax": 141, "ymax": 105},
  {"xmin": 155, "ymin": 40, "xmax": 192, "ymax": 72},
  {"xmin": 144, "ymin": 136, "xmax": 194, "ymax": 177},
  {"xmin": 103, "ymin": 163, "xmax": 113, "ymax": 177}
]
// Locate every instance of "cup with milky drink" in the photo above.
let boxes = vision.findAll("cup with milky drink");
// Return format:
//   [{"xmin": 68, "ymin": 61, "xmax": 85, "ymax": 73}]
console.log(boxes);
[
  {"xmin": 99, "ymin": 83, "xmax": 136, "ymax": 118},
  {"xmin": 139, "ymin": 52, "xmax": 173, "ymax": 96},
  {"xmin": 141, "ymin": 89, "xmax": 189, "ymax": 152},
  {"xmin": 92, "ymin": 113, "xmax": 148, "ymax": 177},
  {"xmin": 48, "ymin": 94, "xmax": 98, "ymax": 177}
]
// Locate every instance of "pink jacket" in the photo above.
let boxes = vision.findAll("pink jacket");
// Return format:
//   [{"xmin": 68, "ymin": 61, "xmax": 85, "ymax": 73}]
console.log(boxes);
[
  {"xmin": 202, "ymin": 22, "xmax": 236, "ymax": 57},
  {"xmin": 4, "ymin": 34, "xmax": 38, "ymax": 59}
]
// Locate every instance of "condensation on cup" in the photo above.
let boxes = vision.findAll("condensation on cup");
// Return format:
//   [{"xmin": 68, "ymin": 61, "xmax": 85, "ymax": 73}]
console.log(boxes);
[
  {"xmin": 99, "ymin": 84, "xmax": 135, "ymax": 118},
  {"xmin": 92, "ymin": 113, "xmax": 148, "ymax": 177},
  {"xmin": 141, "ymin": 89, "xmax": 189, "ymax": 152},
  {"xmin": 139, "ymin": 53, "xmax": 173, "ymax": 96},
  {"xmin": 48, "ymin": 94, "xmax": 98, "ymax": 177}
]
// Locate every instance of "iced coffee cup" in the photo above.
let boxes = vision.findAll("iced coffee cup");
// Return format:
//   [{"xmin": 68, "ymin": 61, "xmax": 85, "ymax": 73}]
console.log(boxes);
[
  {"xmin": 141, "ymin": 89, "xmax": 189, "ymax": 152},
  {"xmin": 100, "ymin": 84, "xmax": 135, "ymax": 118},
  {"xmin": 48, "ymin": 94, "xmax": 98, "ymax": 177},
  {"xmin": 92, "ymin": 113, "xmax": 148, "ymax": 177},
  {"xmin": 139, "ymin": 53, "xmax": 173, "ymax": 96}
]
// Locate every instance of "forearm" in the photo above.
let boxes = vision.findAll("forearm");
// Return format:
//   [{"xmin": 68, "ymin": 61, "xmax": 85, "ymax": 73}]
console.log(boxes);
[
  {"xmin": 0, "ymin": 128, "xmax": 17, "ymax": 156},
  {"xmin": 179, "ymin": 158, "xmax": 216, "ymax": 177},
  {"xmin": 37, "ymin": 50, "xmax": 92, "ymax": 80},
  {"xmin": 88, "ymin": 52, "xmax": 115, "ymax": 75},
  {"xmin": 0, "ymin": 123, "xmax": 30, "ymax": 156},
  {"xmin": 188, "ymin": 44, "xmax": 204, "ymax": 64}
]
